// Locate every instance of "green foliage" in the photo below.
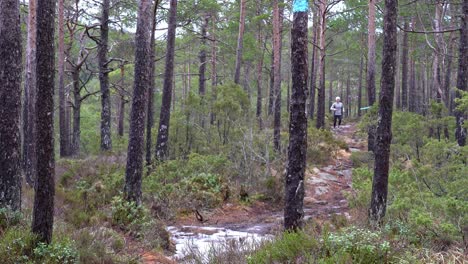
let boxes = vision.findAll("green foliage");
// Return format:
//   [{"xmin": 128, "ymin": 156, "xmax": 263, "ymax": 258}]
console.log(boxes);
[
  {"xmin": 0, "ymin": 227, "xmax": 37, "ymax": 263},
  {"xmin": 144, "ymin": 154, "xmax": 230, "ymax": 219},
  {"xmin": 0, "ymin": 208, "xmax": 22, "ymax": 231},
  {"xmin": 33, "ymin": 240, "xmax": 78, "ymax": 264},
  {"xmin": 111, "ymin": 196, "xmax": 149, "ymax": 230},
  {"xmin": 247, "ymin": 230, "xmax": 318, "ymax": 264}
]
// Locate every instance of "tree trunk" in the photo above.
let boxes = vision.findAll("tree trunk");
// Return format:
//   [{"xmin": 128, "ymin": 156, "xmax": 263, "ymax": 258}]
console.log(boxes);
[
  {"xmin": 346, "ymin": 70, "xmax": 351, "ymax": 117},
  {"xmin": 308, "ymin": 6, "xmax": 318, "ymax": 120},
  {"xmin": 23, "ymin": 0, "xmax": 37, "ymax": 186},
  {"xmin": 32, "ymin": 0, "xmax": 56, "ymax": 243},
  {"xmin": 99, "ymin": 0, "xmax": 112, "ymax": 151},
  {"xmin": 118, "ymin": 65, "xmax": 126, "ymax": 137},
  {"xmin": 273, "ymin": 0, "xmax": 283, "ymax": 151},
  {"xmin": 72, "ymin": 70, "xmax": 81, "ymax": 155},
  {"xmin": 367, "ymin": 0, "xmax": 377, "ymax": 151},
  {"xmin": 124, "ymin": 0, "xmax": 153, "ymax": 204},
  {"xmin": 199, "ymin": 14, "xmax": 208, "ymax": 128},
  {"xmin": 0, "ymin": 0, "xmax": 22, "ymax": 211},
  {"xmin": 210, "ymin": 15, "xmax": 217, "ymax": 125},
  {"xmin": 409, "ymin": 57, "xmax": 416, "ymax": 112},
  {"xmin": 255, "ymin": 12, "xmax": 264, "ymax": 129},
  {"xmin": 155, "ymin": 0, "xmax": 178, "ymax": 161},
  {"xmin": 401, "ymin": 20, "xmax": 409, "ymax": 110},
  {"xmin": 455, "ymin": 0, "xmax": 467, "ymax": 146},
  {"xmin": 394, "ymin": 32, "xmax": 400, "ymax": 109},
  {"xmin": 234, "ymin": 0, "xmax": 246, "ymax": 84},
  {"xmin": 315, "ymin": 0, "xmax": 326, "ymax": 129},
  {"xmin": 285, "ymin": 2, "xmax": 308, "ymax": 231},
  {"xmin": 369, "ymin": 0, "xmax": 397, "ymax": 225},
  {"xmin": 358, "ymin": 55, "xmax": 363, "ymax": 116},
  {"xmin": 58, "ymin": 0, "xmax": 70, "ymax": 157},
  {"xmin": 445, "ymin": 28, "xmax": 456, "ymax": 114},
  {"xmin": 146, "ymin": 2, "xmax": 159, "ymax": 166}
]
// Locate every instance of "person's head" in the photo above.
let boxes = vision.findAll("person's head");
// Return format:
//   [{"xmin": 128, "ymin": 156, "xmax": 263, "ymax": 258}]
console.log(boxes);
[{"xmin": 335, "ymin": 96, "xmax": 341, "ymax": 102}]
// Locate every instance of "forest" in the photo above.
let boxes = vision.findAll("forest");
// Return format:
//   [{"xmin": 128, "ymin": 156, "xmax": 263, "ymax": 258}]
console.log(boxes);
[{"xmin": 0, "ymin": 0, "xmax": 467, "ymax": 263}]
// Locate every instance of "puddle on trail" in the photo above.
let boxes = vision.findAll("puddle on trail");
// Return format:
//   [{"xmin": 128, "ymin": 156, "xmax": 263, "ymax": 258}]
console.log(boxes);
[{"xmin": 167, "ymin": 225, "xmax": 273, "ymax": 260}]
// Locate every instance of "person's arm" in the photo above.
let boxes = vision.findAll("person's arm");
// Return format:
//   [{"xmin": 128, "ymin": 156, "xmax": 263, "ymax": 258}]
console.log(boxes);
[{"xmin": 330, "ymin": 103, "xmax": 336, "ymax": 111}]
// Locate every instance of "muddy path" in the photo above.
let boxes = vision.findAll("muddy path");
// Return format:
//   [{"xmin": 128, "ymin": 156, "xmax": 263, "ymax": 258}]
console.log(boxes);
[{"xmin": 154, "ymin": 123, "xmax": 365, "ymax": 262}]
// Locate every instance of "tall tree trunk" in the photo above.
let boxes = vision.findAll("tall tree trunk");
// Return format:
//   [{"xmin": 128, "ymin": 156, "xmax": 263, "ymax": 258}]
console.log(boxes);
[
  {"xmin": 445, "ymin": 29, "xmax": 456, "ymax": 114},
  {"xmin": 118, "ymin": 66, "xmax": 126, "ymax": 137},
  {"xmin": 346, "ymin": 70, "xmax": 351, "ymax": 117},
  {"xmin": 394, "ymin": 32, "xmax": 400, "ymax": 109},
  {"xmin": 72, "ymin": 70, "xmax": 81, "ymax": 155},
  {"xmin": 308, "ymin": 6, "xmax": 318, "ymax": 120},
  {"xmin": 273, "ymin": 0, "xmax": 283, "ymax": 151},
  {"xmin": 409, "ymin": 57, "xmax": 416, "ymax": 112},
  {"xmin": 23, "ymin": 0, "xmax": 37, "ymax": 186},
  {"xmin": 0, "ymin": 0, "xmax": 22, "ymax": 211},
  {"xmin": 32, "ymin": 0, "xmax": 56, "ymax": 243},
  {"xmin": 369, "ymin": 0, "xmax": 398, "ymax": 224},
  {"xmin": 234, "ymin": 0, "xmax": 246, "ymax": 84},
  {"xmin": 315, "ymin": 0, "xmax": 326, "ymax": 129},
  {"xmin": 401, "ymin": 20, "xmax": 409, "ymax": 110},
  {"xmin": 367, "ymin": 0, "xmax": 377, "ymax": 151},
  {"xmin": 285, "ymin": 0, "xmax": 308, "ymax": 231},
  {"xmin": 210, "ymin": 15, "xmax": 217, "ymax": 125},
  {"xmin": 255, "ymin": 10, "xmax": 265, "ymax": 129},
  {"xmin": 155, "ymin": 0, "xmax": 177, "ymax": 161},
  {"xmin": 199, "ymin": 14, "xmax": 208, "ymax": 128},
  {"xmin": 58, "ymin": 0, "xmax": 70, "ymax": 157},
  {"xmin": 433, "ymin": 2, "xmax": 445, "ymax": 104},
  {"xmin": 455, "ymin": 0, "xmax": 467, "ymax": 146},
  {"xmin": 358, "ymin": 55, "xmax": 363, "ymax": 116},
  {"xmin": 99, "ymin": 0, "xmax": 112, "ymax": 151},
  {"xmin": 146, "ymin": 2, "xmax": 159, "ymax": 166},
  {"xmin": 268, "ymin": 51, "xmax": 275, "ymax": 116},
  {"xmin": 124, "ymin": 0, "xmax": 153, "ymax": 204}
]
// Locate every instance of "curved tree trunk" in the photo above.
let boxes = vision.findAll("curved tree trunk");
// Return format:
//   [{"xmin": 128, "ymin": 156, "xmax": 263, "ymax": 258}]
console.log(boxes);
[
  {"xmin": 155, "ymin": 0, "xmax": 178, "ymax": 161},
  {"xmin": 32, "ymin": 0, "xmax": 56, "ymax": 243},
  {"xmin": 0, "ymin": 0, "xmax": 22, "ymax": 211},
  {"xmin": 99, "ymin": 0, "xmax": 112, "ymax": 151},
  {"xmin": 369, "ymin": 0, "xmax": 398, "ymax": 225},
  {"xmin": 285, "ymin": 1, "xmax": 308, "ymax": 231},
  {"xmin": 124, "ymin": 0, "xmax": 153, "ymax": 204}
]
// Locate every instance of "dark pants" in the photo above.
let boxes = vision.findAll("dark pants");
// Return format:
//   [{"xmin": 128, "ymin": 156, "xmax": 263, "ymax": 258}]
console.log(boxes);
[{"xmin": 333, "ymin": 115, "xmax": 342, "ymax": 128}]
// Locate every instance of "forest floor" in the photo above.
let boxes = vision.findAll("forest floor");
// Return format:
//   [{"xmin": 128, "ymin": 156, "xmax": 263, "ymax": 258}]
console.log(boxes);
[{"xmin": 149, "ymin": 123, "xmax": 367, "ymax": 263}]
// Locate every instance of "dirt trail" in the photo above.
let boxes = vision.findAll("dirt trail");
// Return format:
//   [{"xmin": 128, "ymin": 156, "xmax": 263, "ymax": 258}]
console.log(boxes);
[{"xmin": 143, "ymin": 123, "xmax": 364, "ymax": 263}]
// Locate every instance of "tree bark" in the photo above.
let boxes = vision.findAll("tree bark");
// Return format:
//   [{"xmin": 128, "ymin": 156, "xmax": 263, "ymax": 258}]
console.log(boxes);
[
  {"xmin": 409, "ymin": 57, "xmax": 416, "ymax": 112},
  {"xmin": 308, "ymin": 6, "xmax": 318, "ymax": 120},
  {"xmin": 273, "ymin": 0, "xmax": 283, "ymax": 151},
  {"xmin": 32, "ymin": 0, "xmax": 56, "ymax": 243},
  {"xmin": 369, "ymin": 0, "xmax": 398, "ymax": 225},
  {"xmin": 234, "ymin": 0, "xmax": 246, "ymax": 84},
  {"xmin": 455, "ymin": 0, "xmax": 467, "ymax": 146},
  {"xmin": 118, "ymin": 66, "xmax": 126, "ymax": 137},
  {"xmin": 22, "ymin": 0, "xmax": 37, "ymax": 186},
  {"xmin": 401, "ymin": 20, "xmax": 409, "ymax": 110},
  {"xmin": 285, "ymin": 3, "xmax": 308, "ymax": 231},
  {"xmin": 0, "ymin": 0, "xmax": 22, "ymax": 211},
  {"xmin": 346, "ymin": 70, "xmax": 351, "ymax": 117},
  {"xmin": 58, "ymin": 0, "xmax": 70, "ymax": 157},
  {"xmin": 358, "ymin": 55, "xmax": 364, "ymax": 116},
  {"xmin": 367, "ymin": 0, "xmax": 377, "ymax": 150},
  {"xmin": 155, "ymin": 0, "xmax": 178, "ymax": 161},
  {"xmin": 124, "ymin": 0, "xmax": 153, "ymax": 204},
  {"xmin": 199, "ymin": 14, "xmax": 209, "ymax": 128},
  {"xmin": 315, "ymin": 0, "xmax": 326, "ymax": 129},
  {"xmin": 99, "ymin": 0, "xmax": 112, "ymax": 151},
  {"xmin": 210, "ymin": 15, "xmax": 217, "ymax": 125},
  {"xmin": 146, "ymin": 2, "xmax": 159, "ymax": 166},
  {"xmin": 255, "ymin": 9, "xmax": 265, "ymax": 129},
  {"xmin": 71, "ymin": 69, "xmax": 81, "ymax": 155}
]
